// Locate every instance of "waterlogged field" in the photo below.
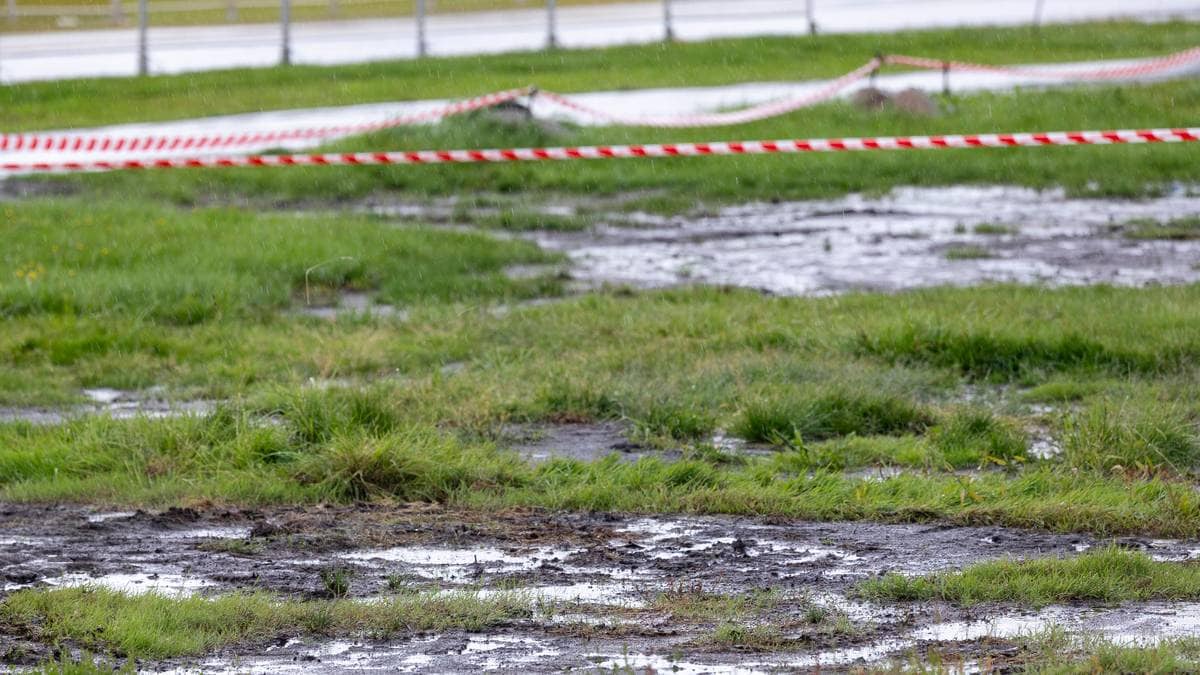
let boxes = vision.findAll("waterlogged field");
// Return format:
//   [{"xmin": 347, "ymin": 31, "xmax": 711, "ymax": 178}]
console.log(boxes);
[{"xmin": 4, "ymin": 20, "xmax": 1200, "ymax": 674}]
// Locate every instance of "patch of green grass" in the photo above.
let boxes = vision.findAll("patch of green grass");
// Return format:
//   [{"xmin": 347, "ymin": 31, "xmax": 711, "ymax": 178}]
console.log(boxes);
[
  {"xmin": 706, "ymin": 623, "xmax": 790, "ymax": 650},
  {"xmin": 858, "ymin": 547, "xmax": 1200, "ymax": 606},
  {"xmin": 0, "ymin": 200, "xmax": 560, "ymax": 324},
  {"xmin": 733, "ymin": 387, "xmax": 935, "ymax": 444},
  {"xmin": 856, "ymin": 318, "xmax": 1195, "ymax": 382},
  {"xmin": 943, "ymin": 245, "xmax": 994, "ymax": 260},
  {"xmin": 928, "ymin": 409, "xmax": 1027, "ymax": 468},
  {"xmin": 1122, "ymin": 216, "xmax": 1200, "ymax": 240},
  {"xmin": 972, "ymin": 223, "xmax": 1018, "ymax": 236},
  {"xmin": 773, "ymin": 434, "xmax": 933, "ymax": 472},
  {"xmin": 0, "ymin": 586, "xmax": 534, "ymax": 659},
  {"xmin": 196, "ymin": 538, "xmax": 264, "ymax": 556},
  {"xmin": 1020, "ymin": 379, "xmax": 1100, "ymax": 404},
  {"xmin": 1061, "ymin": 402, "xmax": 1200, "ymax": 474},
  {"xmin": 650, "ymin": 587, "xmax": 777, "ymax": 622},
  {"xmin": 319, "ymin": 567, "xmax": 354, "ymax": 598},
  {"xmin": 6, "ymin": 21, "xmax": 1198, "ymax": 131},
  {"xmin": 1013, "ymin": 631, "xmax": 1200, "ymax": 674},
  {"xmin": 8, "ymin": 404, "xmax": 1200, "ymax": 537}
]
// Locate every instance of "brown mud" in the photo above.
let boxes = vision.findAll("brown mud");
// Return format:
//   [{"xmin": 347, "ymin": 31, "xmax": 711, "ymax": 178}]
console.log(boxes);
[{"xmin": 5, "ymin": 502, "xmax": 1199, "ymax": 672}]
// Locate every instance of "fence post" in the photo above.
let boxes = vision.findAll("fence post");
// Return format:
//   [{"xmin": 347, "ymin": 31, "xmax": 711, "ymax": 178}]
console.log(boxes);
[
  {"xmin": 1032, "ymin": 0, "xmax": 1045, "ymax": 29},
  {"xmin": 546, "ymin": 0, "xmax": 557, "ymax": 49},
  {"xmin": 416, "ymin": 0, "xmax": 427, "ymax": 57},
  {"xmin": 805, "ymin": 0, "xmax": 816, "ymax": 35},
  {"xmin": 663, "ymin": 0, "xmax": 673, "ymax": 42},
  {"xmin": 225, "ymin": 0, "xmax": 237, "ymax": 22},
  {"xmin": 7, "ymin": 0, "xmax": 17, "ymax": 23},
  {"xmin": 280, "ymin": 0, "xmax": 291, "ymax": 65},
  {"xmin": 137, "ymin": 0, "xmax": 148, "ymax": 76},
  {"xmin": 327, "ymin": 0, "xmax": 337, "ymax": 19},
  {"xmin": 110, "ymin": 0, "xmax": 124, "ymax": 25}
]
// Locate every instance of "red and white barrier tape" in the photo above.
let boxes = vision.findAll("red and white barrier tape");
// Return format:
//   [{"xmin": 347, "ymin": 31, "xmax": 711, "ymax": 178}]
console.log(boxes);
[
  {"xmin": 886, "ymin": 46, "xmax": 1200, "ymax": 81},
  {"xmin": 4, "ymin": 127, "xmax": 1195, "ymax": 174},
  {"xmin": 537, "ymin": 58, "xmax": 881, "ymax": 128},
  {"xmin": 0, "ymin": 87, "xmax": 530, "ymax": 154}
]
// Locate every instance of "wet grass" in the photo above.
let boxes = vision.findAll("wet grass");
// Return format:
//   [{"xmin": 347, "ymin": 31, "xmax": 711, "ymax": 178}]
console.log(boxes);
[
  {"xmin": 859, "ymin": 547, "xmax": 1200, "ymax": 607},
  {"xmin": 732, "ymin": 387, "xmax": 936, "ymax": 444},
  {"xmin": 5, "ymin": 20, "xmax": 1198, "ymax": 131},
  {"xmin": 1061, "ymin": 403, "xmax": 1200, "ymax": 474},
  {"xmin": 650, "ymin": 587, "xmax": 778, "ymax": 623},
  {"xmin": 0, "ymin": 586, "xmax": 534, "ymax": 659},
  {"xmin": 0, "ymin": 200, "xmax": 559, "ymax": 324},
  {"xmin": 705, "ymin": 623, "xmax": 790, "ymax": 650},
  {"xmin": 942, "ymin": 245, "xmax": 993, "ymax": 260},
  {"xmin": 5, "ymin": 404, "xmax": 1200, "ymax": 536},
  {"xmin": 972, "ymin": 223, "xmax": 1018, "ymax": 236},
  {"xmin": 1122, "ymin": 216, "xmax": 1200, "ymax": 241},
  {"xmin": 1013, "ymin": 631, "xmax": 1200, "ymax": 674}
]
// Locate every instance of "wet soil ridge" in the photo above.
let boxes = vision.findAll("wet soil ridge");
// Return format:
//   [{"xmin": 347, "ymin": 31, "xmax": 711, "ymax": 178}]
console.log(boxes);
[{"xmin": 4, "ymin": 503, "xmax": 1199, "ymax": 671}]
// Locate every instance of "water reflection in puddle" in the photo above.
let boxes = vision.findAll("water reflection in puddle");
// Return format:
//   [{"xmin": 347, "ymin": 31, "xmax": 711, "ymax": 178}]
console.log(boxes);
[
  {"xmin": 42, "ymin": 572, "xmax": 214, "ymax": 596},
  {"xmin": 531, "ymin": 186, "xmax": 1200, "ymax": 296}
]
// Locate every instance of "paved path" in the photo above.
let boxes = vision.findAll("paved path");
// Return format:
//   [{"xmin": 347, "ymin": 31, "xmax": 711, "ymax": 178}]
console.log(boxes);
[{"xmin": 2, "ymin": 0, "xmax": 1198, "ymax": 83}]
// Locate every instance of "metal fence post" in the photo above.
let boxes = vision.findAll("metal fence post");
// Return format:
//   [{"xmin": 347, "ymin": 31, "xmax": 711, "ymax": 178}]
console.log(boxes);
[
  {"xmin": 280, "ymin": 0, "xmax": 291, "ymax": 65},
  {"xmin": 137, "ymin": 0, "xmax": 148, "ymax": 76},
  {"xmin": 110, "ymin": 0, "xmax": 124, "ymax": 25},
  {"xmin": 663, "ymin": 0, "xmax": 673, "ymax": 42},
  {"xmin": 7, "ymin": 0, "xmax": 17, "ymax": 23},
  {"xmin": 225, "ymin": 0, "xmax": 237, "ymax": 22},
  {"xmin": 1032, "ymin": 0, "xmax": 1045, "ymax": 28},
  {"xmin": 805, "ymin": 0, "xmax": 816, "ymax": 35},
  {"xmin": 547, "ymin": 0, "xmax": 557, "ymax": 49},
  {"xmin": 416, "ymin": 0, "xmax": 427, "ymax": 57}
]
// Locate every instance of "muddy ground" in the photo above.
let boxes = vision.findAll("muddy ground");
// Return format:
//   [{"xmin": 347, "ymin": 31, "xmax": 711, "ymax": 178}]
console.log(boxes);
[
  {"xmin": 518, "ymin": 186, "xmax": 1200, "ymax": 296},
  {"xmin": 3, "ymin": 501, "xmax": 1199, "ymax": 672},
  {"xmin": 4, "ymin": 185, "xmax": 1200, "ymax": 671}
]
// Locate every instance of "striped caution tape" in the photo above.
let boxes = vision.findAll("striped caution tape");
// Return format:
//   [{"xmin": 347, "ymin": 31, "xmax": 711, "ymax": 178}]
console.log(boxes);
[{"xmin": 4, "ymin": 127, "xmax": 1195, "ymax": 174}]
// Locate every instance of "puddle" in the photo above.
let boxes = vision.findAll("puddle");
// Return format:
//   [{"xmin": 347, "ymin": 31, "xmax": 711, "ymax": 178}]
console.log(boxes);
[
  {"xmin": 85, "ymin": 511, "xmax": 137, "ymax": 523},
  {"xmin": 530, "ymin": 186, "xmax": 1200, "ymax": 296},
  {"xmin": 502, "ymin": 422, "xmax": 666, "ymax": 464},
  {"xmin": 0, "ymin": 387, "xmax": 214, "ymax": 426},
  {"xmin": 42, "ymin": 572, "xmax": 215, "ymax": 597},
  {"xmin": 11, "ymin": 503, "xmax": 1200, "ymax": 671},
  {"xmin": 339, "ymin": 545, "xmax": 579, "ymax": 583},
  {"xmin": 157, "ymin": 526, "xmax": 252, "ymax": 540},
  {"xmin": 292, "ymin": 291, "xmax": 409, "ymax": 321}
]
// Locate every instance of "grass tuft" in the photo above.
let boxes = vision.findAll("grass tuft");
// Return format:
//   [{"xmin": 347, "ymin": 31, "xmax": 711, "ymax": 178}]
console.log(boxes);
[
  {"xmin": 859, "ymin": 547, "xmax": 1200, "ymax": 606},
  {"xmin": 733, "ymin": 387, "xmax": 935, "ymax": 444},
  {"xmin": 0, "ymin": 586, "xmax": 533, "ymax": 660}
]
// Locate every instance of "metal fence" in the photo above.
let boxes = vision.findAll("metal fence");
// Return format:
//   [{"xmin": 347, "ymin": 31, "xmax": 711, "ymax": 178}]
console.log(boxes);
[{"xmin": 0, "ymin": 0, "xmax": 1081, "ymax": 81}]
